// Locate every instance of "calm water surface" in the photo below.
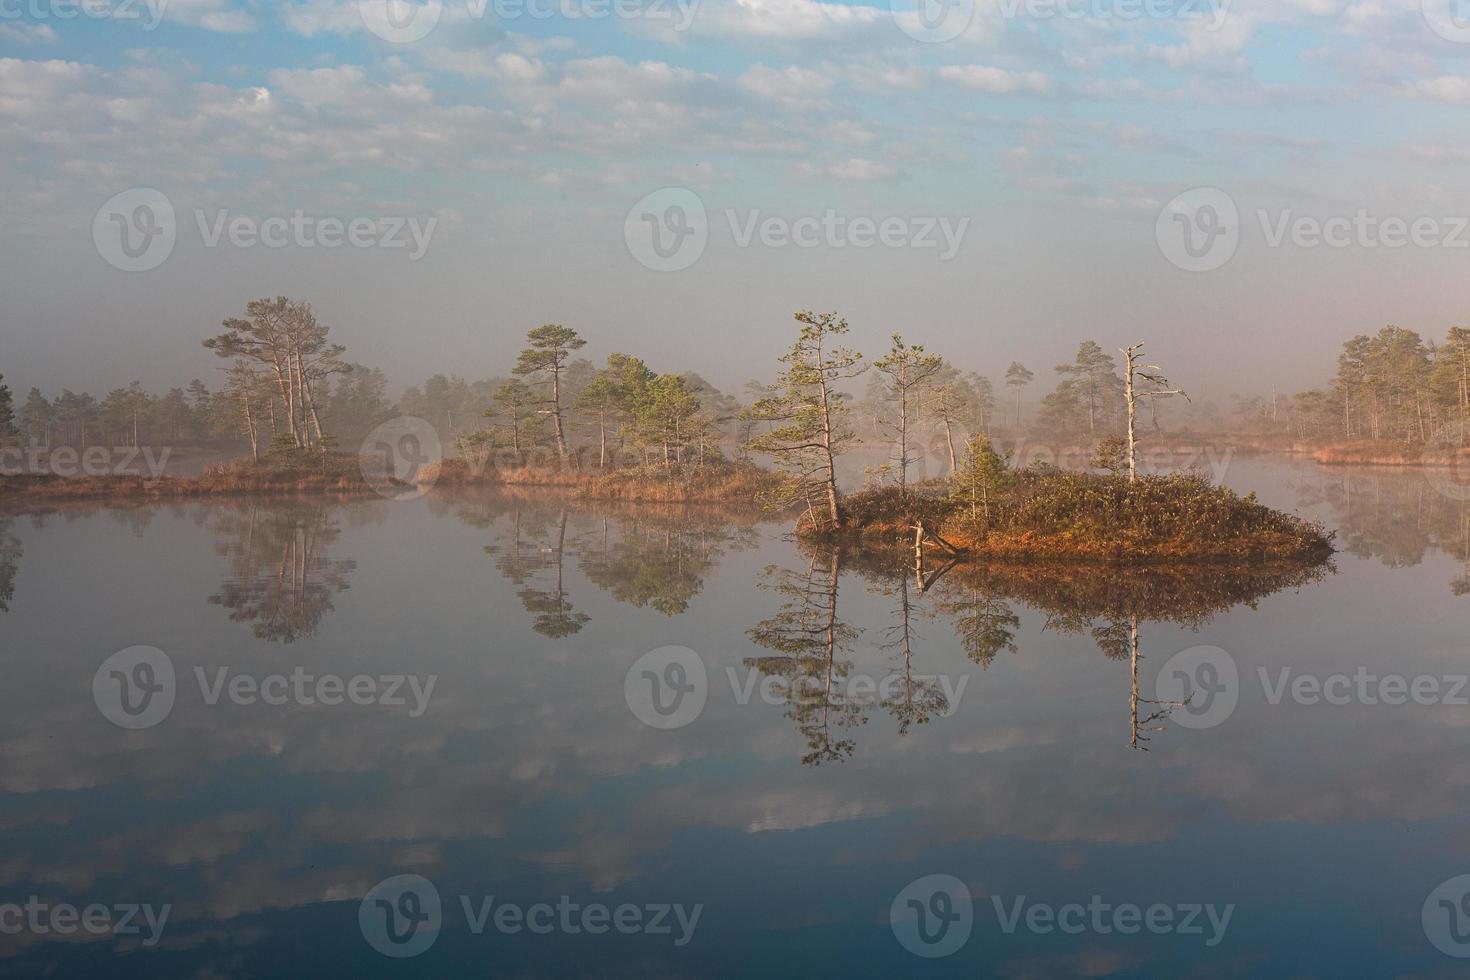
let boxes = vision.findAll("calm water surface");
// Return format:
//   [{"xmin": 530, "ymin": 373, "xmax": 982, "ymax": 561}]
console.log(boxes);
[{"xmin": 2, "ymin": 457, "xmax": 1469, "ymax": 977}]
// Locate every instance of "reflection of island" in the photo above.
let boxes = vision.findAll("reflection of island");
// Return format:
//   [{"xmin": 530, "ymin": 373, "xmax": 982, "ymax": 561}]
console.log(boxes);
[
  {"xmin": 444, "ymin": 493, "xmax": 765, "ymax": 635},
  {"xmin": 0, "ymin": 516, "xmax": 20, "ymax": 613},
  {"xmin": 759, "ymin": 545, "xmax": 1331, "ymax": 757},
  {"xmin": 207, "ymin": 502, "xmax": 357, "ymax": 642},
  {"xmin": 1295, "ymin": 468, "xmax": 1470, "ymax": 593},
  {"xmin": 933, "ymin": 559, "xmax": 1330, "ymax": 749}
]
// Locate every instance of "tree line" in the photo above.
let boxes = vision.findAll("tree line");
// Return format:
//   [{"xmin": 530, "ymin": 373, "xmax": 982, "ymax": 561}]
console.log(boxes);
[{"xmin": 1233, "ymin": 325, "xmax": 1470, "ymax": 445}]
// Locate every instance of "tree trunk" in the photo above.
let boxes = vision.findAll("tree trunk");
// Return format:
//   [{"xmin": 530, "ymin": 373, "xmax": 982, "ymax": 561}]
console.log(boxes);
[
  {"xmin": 817, "ymin": 354, "xmax": 841, "ymax": 530},
  {"xmin": 550, "ymin": 363, "xmax": 567, "ymax": 463},
  {"xmin": 1124, "ymin": 350, "xmax": 1138, "ymax": 483}
]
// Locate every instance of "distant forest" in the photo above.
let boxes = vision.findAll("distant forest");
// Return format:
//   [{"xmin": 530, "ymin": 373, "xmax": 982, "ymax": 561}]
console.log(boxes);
[{"xmin": 2, "ymin": 299, "xmax": 1467, "ymax": 459}]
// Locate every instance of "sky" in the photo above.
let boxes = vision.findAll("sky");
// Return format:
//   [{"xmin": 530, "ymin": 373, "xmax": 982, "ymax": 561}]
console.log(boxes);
[{"xmin": 4, "ymin": 0, "xmax": 1470, "ymax": 401}]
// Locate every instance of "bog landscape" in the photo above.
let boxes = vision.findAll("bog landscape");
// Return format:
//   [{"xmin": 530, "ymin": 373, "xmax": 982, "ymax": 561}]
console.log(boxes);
[{"xmin": 8, "ymin": 0, "xmax": 1470, "ymax": 975}]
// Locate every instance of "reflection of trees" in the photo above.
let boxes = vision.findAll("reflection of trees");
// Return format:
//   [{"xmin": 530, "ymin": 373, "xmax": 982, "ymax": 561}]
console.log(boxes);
[
  {"xmin": 1295, "ymin": 469, "xmax": 1470, "ymax": 592},
  {"xmin": 746, "ymin": 546, "xmax": 866, "ymax": 765},
  {"xmin": 0, "ymin": 517, "xmax": 20, "ymax": 613},
  {"xmin": 444, "ymin": 492, "xmax": 765, "ymax": 634},
  {"xmin": 1124, "ymin": 615, "xmax": 1188, "ymax": 751},
  {"xmin": 844, "ymin": 546, "xmax": 1330, "ymax": 750},
  {"xmin": 579, "ymin": 513, "xmax": 760, "ymax": 616},
  {"xmin": 930, "ymin": 584, "xmax": 1020, "ymax": 669},
  {"xmin": 489, "ymin": 508, "xmax": 589, "ymax": 639},
  {"xmin": 207, "ymin": 503, "xmax": 356, "ymax": 642},
  {"xmin": 877, "ymin": 574, "xmax": 949, "ymax": 735}
]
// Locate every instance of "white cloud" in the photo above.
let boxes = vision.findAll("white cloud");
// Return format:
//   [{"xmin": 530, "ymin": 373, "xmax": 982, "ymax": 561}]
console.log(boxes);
[
  {"xmin": 1406, "ymin": 75, "xmax": 1470, "ymax": 105},
  {"xmin": 938, "ymin": 64, "xmax": 1052, "ymax": 94}
]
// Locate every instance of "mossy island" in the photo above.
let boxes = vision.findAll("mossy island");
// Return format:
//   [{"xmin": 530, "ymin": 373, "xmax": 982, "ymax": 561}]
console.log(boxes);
[{"xmin": 816, "ymin": 453, "xmax": 1334, "ymax": 562}]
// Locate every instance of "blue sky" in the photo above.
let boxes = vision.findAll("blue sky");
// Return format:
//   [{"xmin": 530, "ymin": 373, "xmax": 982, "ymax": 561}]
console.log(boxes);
[{"xmin": 4, "ymin": 0, "xmax": 1470, "ymax": 399}]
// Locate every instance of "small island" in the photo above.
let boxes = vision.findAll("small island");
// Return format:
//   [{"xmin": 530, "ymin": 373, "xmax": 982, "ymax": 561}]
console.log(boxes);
[{"xmin": 826, "ymin": 457, "xmax": 1333, "ymax": 561}]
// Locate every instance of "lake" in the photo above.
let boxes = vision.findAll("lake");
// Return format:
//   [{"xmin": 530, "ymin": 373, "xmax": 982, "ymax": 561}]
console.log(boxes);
[{"xmin": 2, "ymin": 456, "xmax": 1469, "ymax": 976}]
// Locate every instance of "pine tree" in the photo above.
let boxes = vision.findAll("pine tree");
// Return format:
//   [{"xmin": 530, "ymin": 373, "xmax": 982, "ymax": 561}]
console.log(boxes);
[
  {"xmin": 512, "ymin": 324, "xmax": 586, "ymax": 464},
  {"xmin": 873, "ymin": 334, "xmax": 944, "ymax": 494},
  {"xmin": 745, "ymin": 311, "xmax": 866, "ymax": 531},
  {"xmin": 950, "ymin": 435, "xmax": 1012, "ymax": 524}
]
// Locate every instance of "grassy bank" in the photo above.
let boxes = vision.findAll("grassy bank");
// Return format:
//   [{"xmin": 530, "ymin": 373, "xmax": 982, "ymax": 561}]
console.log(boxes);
[
  {"xmin": 0, "ymin": 453, "xmax": 398, "ymax": 507},
  {"xmin": 1311, "ymin": 441, "xmax": 1470, "ymax": 468},
  {"xmin": 422, "ymin": 457, "xmax": 788, "ymax": 504},
  {"xmin": 817, "ymin": 467, "xmax": 1333, "ymax": 561}
]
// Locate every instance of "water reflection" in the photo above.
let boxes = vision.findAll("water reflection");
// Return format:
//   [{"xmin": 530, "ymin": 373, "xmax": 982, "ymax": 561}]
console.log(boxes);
[
  {"xmin": 443, "ymin": 494, "xmax": 765, "ymax": 633},
  {"xmin": 746, "ymin": 545, "xmax": 865, "ymax": 765},
  {"xmin": 11, "ymin": 469, "xmax": 1457, "ymax": 978},
  {"xmin": 206, "ymin": 502, "xmax": 358, "ymax": 642},
  {"xmin": 0, "ymin": 516, "xmax": 20, "ymax": 612},
  {"xmin": 1294, "ymin": 467, "xmax": 1470, "ymax": 592}
]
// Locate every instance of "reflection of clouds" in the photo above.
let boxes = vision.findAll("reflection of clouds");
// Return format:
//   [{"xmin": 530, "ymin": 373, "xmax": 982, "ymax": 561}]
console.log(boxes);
[{"xmin": 0, "ymin": 486, "xmax": 1467, "ymax": 968}]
